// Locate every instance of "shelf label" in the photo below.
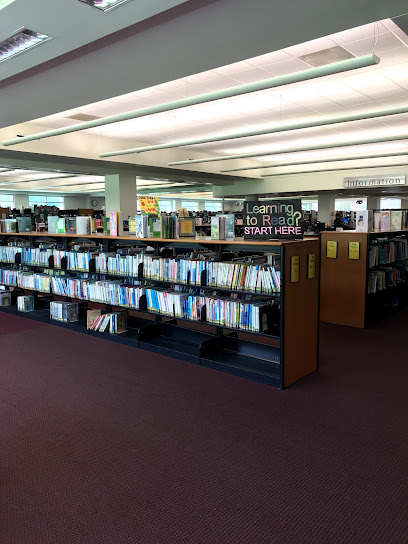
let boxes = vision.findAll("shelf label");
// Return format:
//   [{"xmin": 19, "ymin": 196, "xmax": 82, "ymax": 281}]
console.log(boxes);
[
  {"xmin": 307, "ymin": 253, "xmax": 316, "ymax": 279},
  {"xmin": 290, "ymin": 255, "xmax": 300, "ymax": 283},
  {"xmin": 349, "ymin": 241, "xmax": 360, "ymax": 260},
  {"xmin": 326, "ymin": 241, "xmax": 338, "ymax": 259}
]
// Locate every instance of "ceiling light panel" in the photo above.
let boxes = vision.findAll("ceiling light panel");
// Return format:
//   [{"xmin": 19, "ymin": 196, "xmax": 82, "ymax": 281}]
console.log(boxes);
[
  {"xmin": 79, "ymin": 0, "xmax": 134, "ymax": 12},
  {"xmin": 0, "ymin": 29, "xmax": 51, "ymax": 63}
]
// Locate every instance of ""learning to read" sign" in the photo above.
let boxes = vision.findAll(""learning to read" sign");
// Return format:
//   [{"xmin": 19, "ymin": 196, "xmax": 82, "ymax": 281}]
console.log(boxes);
[{"xmin": 244, "ymin": 199, "xmax": 303, "ymax": 240}]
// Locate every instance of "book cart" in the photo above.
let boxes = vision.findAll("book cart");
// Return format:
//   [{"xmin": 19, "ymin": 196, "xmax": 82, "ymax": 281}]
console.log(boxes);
[
  {"xmin": 320, "ymin": 229, "xmax": 408, "ymax": 328},
  {"xmin": 0, "ymin": 232, "xmax": 319, "ymax": 388}
]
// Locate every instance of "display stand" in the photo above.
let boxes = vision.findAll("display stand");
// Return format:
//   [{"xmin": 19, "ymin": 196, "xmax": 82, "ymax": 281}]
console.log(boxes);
[{"xmin": 0, "ymin": 232, "xmax": 319, "ymax": 388}]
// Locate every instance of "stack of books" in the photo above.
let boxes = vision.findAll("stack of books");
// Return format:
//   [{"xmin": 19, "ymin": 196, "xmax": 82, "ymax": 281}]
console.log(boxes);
[
  {"xmin": 50, "ymin": 301, "xmax": 79, "ymax": 323},
  {"xmin": 17, "ymin": 295, "xmax": 34, "ymax": 312},
  {"xmin": 88, "ymin": 311, "xmax": 127, "ymax": 334}
]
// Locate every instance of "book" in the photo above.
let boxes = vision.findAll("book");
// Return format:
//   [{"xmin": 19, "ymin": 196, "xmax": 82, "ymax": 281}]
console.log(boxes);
[
  {"xmin": 56, "ymin": 218, "xmax": 66, "ymax": 234},
  {"xmin": 87, "ymin": 309, "xmax": 101, "ymax": 329},
  {"xmin": 356, "ymin": 210, "xmax": 373, "ymax": 233},
  {"xmin": 135, "ymin": 215, "xmax": 148, "ymax": 238},
  {"xmin": 128, "ymin": 216, "xmax": 136, "ymax": 235},
  {"xmin": 110, "ymin": 211, "xmax": 119, "ymax": 237},
  {"xmin": 149, "ymin": 217, "xmax": 162, "ymax": 238},
  {"xmin": 390, "ymin": 210, "xmax": 402, "ymax": 232},
  {"xmin": 76, "ymin": 216, "xmax": 92, "ymax": 235},
  {"xmin": 0, "ymin": 291, "xmax": 11, "ymax": 306},
  {"xmin": 380, "ymin": 211, "xmax": 391, "ymax": 232},
  {"xmin": 178, "ymin": 217, "xmax": 195, "ymax": 238},
  {"xmin": 222, "ymin": 214, "xmax": 235, "ymax": 241},
  {"xmin": 211, "ymin": 216, "xmax": 221, "ymax": 240}
]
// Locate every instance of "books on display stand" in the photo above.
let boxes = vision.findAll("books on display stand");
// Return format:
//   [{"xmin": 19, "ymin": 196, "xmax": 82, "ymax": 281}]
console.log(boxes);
[
  {"xmin": 0, "ymin": 291, "xmax": 11, "ymax": 306},
  {"xmin": 50, "ymin": 301, "xmax": 79, "ymax": 323},
  {"xmin": 89, "ymin": 311, "xmax": 127, "ymax": 334},
  {"xmin": 17, "ymin": 295, "xmax": 34, "ymax": 312}
]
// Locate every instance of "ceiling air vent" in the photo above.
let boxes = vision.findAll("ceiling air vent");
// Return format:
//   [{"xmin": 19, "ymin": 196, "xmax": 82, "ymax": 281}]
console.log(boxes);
[
  {"xmin": 79, "ymin": 0, "xmax": 134, "ymax": 12},
  {"xmin": 66, "ymin": 114, "xmax": 101, "ymax": 122},
  {"xmin": 298, "ymin": 46, "xmax": 354, "ymax": 67},
  {"xmin": 0, "ymin": 28, "xmax": 51, "ymax": 63}
]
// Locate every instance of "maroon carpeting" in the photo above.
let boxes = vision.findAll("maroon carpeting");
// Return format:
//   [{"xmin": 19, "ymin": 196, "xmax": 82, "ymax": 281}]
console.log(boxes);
[{"xmin": 1, "ymin": 311, "xmax": 407, "ymax": 544}]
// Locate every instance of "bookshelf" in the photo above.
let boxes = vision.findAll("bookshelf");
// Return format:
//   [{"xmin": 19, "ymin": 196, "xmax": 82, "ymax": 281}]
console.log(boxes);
[
  {"xmin": 0, "ymin": 232, "xmax": 319, "ymax": 388},
  {"xmin": 320, "ymin": 229, "xmax": 408, "ymax": 328}
]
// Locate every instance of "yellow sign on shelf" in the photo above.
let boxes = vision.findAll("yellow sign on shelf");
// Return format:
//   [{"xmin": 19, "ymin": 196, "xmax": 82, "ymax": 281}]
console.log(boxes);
[
  {"xmin": 307, "ymin": 253, "xmax": 316, "ymax": 279},
  {"xmin": 290, "ymin": 255, "xmax": 300, "ymax": 283},
  {"xmin": 138, "ymin": 196, "xmax": 160, "ymax": 216},
  {"xmin": 326, "ymin": 241, "xmax": 338, "ymax": 259},
  {"xmin": 349, "ymin": 241, "xmax": 360, "ymax": 260}
]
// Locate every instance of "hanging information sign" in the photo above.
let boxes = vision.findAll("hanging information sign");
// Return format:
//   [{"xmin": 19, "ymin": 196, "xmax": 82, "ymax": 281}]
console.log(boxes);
[{"xmin": 244, "ymin": 199, "xmax": 303, "ymax": 240}]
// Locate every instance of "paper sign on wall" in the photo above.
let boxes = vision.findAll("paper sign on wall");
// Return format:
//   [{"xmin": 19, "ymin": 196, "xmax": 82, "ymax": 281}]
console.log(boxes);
[
  {"xmin": 290, "ymin": 256, "xmax": 300, "ymax": 283},
  {"xmin": 138, "ymin": 196, "xmax": 160, "ymax": 216},
  {"xmin": 326, "ymin": 241, "xmax": 338, "ymax": 259},
  {"xmin": 348, "ymin": 241, "xmax": 360, "ymax": 260},
  {"xmin": 307, "ymin": 254, "xmax": 316, "ymax": 279}
]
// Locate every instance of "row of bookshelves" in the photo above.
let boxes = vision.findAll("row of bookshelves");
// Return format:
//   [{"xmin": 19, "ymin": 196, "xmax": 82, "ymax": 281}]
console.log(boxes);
[
  {"xmin": 0, "ymin": 246, "xmax": 281, "ymax": 294},
  {"xmin": 0, "ymin": 270, "xmax": 276, "ymax": 333},
  {"xmin": 0, "ymin": 233, "xmax": 319, "ymax": 388}
]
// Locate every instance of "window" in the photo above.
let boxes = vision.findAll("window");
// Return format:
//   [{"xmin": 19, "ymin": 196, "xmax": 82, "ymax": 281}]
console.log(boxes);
[
  {"xmin": 29, "ymin": 195, "xmax": 64, "ymax": 208},
  {"xmin": 0, "ymin": 194, "xmax": 14, "ymax": 208},
  {"xmin": 335, "ymin": 198, "xmax": 367, "ymax": 212},
  {"xmin": 181, "ymin": 200, "xmax": 199, "ymax": 212},
  {"xmin": 158, "ymin": 199, "xmax": 174, "ymax": 213},
  {"xmin": 301, "ymin": 199, "xmax": 318, "ymax": 211},
  {"xmin": 380, "ymin": 198, "xmax": 401, "ymax": 210},
  {"xmin": 205, "ymin": 201, "xmax": 222, "ymax": 212}
]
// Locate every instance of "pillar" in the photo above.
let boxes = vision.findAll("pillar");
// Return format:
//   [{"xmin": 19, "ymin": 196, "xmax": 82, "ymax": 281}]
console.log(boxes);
[
  {"xmin": 105, "ymin": 173, "xmax": 137, "ymax": 220},
  {"xmin": 367, "ymin": 195, "xmax": 380, "ymax": 210},
  {"xmin": 14, "ymin": 194, "xmax": 29, "ymax": 210},
  {"xmin": 318, "ymin": 193, "xmax": 335, "ymax": 226}
]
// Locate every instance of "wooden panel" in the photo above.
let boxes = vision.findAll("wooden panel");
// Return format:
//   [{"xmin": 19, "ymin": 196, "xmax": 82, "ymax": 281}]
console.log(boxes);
[
  {"xmin": 283, "ymin": 239, "xmax": 319, "ymax": 388},
  {"xmin": 320, "ymin": 232, "xmax": 367, "ymax": 328}
]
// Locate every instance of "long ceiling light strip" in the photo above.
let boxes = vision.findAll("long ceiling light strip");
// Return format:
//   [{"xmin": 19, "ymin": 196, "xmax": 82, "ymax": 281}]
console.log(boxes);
[
  {"xmin": 1, "ymin": 54, "xmax": 378, "ymax": 146},
  {"xmin": 261, "ymin": 158, "xmax": 408, "ymax": 178},
  {"xmin": 0, "ymin": 28, "xmax": 51, "ymax": 64},
  {"xmin": 220, "ymin": 149, "xmax": 408, "ymax": 173},
  {"xmin": 167, "ymin": 133, "xmax": 408, "ymax": 166},
  {"xmin": 99, "ymin": 104, "xmax": 408, "ymax": 158},
  {"xmin": 0, "ymin": 175, "xmax": 76, "ymax": 185}
]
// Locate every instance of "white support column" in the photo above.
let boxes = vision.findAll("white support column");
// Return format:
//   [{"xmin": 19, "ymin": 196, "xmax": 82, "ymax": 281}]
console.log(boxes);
[
  {"xmin": 105, "ymin": 173, "xmax": 137, "ymax": 220},
  {"xmin": 318, "ymin": 193, "xmax": 335, "ymax": 226}
]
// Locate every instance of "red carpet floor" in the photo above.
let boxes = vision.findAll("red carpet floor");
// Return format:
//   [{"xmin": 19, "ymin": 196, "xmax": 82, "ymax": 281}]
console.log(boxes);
[{"xmin": 1, "ymin": 311, "xmax": 407, "ymax": 544}]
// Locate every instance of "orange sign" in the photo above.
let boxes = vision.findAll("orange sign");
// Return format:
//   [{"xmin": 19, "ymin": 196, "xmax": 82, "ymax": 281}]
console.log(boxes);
[{"xmin": 138, "ymin": 196, "xmax": 160, "ymax": 216}]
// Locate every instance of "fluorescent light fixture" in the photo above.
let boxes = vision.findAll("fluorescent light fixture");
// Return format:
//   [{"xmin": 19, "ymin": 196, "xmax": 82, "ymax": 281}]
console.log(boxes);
[
  {"xmin": 261, "ymin": 159, "xmax": 408, "ymax": 178},
  {"xmin": 79, "ymin": 0, "xmax": 134, "ymax": 12},
  {"xmin": 168, "ymin": 134, "xmax": 408, "ymax": 166},
  {"xmin": 0, "ymin": 28, "xmax": 51, "ymax": 63},
  {"xmin": 0, "ymin": 1, "xmax": 15, "ymax": 11},
  {"xmin": 2, "ymin": 53, "xmax": 379, "ymax": 146},
  {"xmin": 100, "ymin": 104, "xmax": 408, "ymax": 158},
  {"xmin": 221, "ymin": 149, "xmax": 408, "ymax": 173}
]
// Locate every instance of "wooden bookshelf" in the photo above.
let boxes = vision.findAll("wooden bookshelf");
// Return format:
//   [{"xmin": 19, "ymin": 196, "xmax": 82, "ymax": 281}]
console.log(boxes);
[
  {"xmin": 320, "ymin": 230, "xmax": 408, "ymax": 328},
  {"xmin": 0, "ymin": 232, "xmax": 319, "ymax": 389}
]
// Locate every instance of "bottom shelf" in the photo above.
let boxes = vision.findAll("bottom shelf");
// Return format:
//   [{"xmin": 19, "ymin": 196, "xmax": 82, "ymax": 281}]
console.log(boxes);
[{"xmin": 0, "ymin": 300, "xmax": 283, "ymax": 388}]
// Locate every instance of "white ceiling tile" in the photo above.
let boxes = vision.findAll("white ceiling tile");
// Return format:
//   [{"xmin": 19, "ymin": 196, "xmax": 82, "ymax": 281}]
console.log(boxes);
[
  {"xmin": 213, "ymin": 60, "xmax": 257, "ymax": 76},
  {"xmin": 261, "ymin": 58, "xmax": 311, "ymax": 76},
  {"xmin": 343, "ymin": 32, "xmax": 405, "ymax": 56},
  {"xmin": 232, "ymin": 67, "xmax": 273, "ymax": 84},
  {"xmin": 329, "ymin": 22, "xmax": 387, "ymax": 45},
  {"xmin": 247, "ymin": 50, "xmax": 294, "ymax": 67}
]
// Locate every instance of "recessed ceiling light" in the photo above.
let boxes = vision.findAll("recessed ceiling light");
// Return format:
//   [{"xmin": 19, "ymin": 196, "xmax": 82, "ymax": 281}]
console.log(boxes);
[
  {"xmin": 79, "ymin": 0, "xmax": 134, "ymax": 12},
  {"xmin": 0, "ymin": 28, "xmax": 51, "ymax": 63}
]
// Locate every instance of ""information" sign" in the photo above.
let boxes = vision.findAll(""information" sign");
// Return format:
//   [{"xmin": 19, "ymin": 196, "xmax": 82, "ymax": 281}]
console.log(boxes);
[
  {"xmin": 344, "ymin": 175, "xmax": 406, "ymax": 188},
  {"xmin": 244, "ymin": 199, "xmax": 303, "ymax": 240}
]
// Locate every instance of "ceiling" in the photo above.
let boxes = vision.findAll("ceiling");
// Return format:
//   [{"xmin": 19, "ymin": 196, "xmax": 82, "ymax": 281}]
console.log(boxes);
[
  {"xmin": 25, "ymin": 18, "xmax": 408, "ymax": 179},
  {"xmin": 0, "ymin": 0, "xmax": 191, "ymax": 81}
]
